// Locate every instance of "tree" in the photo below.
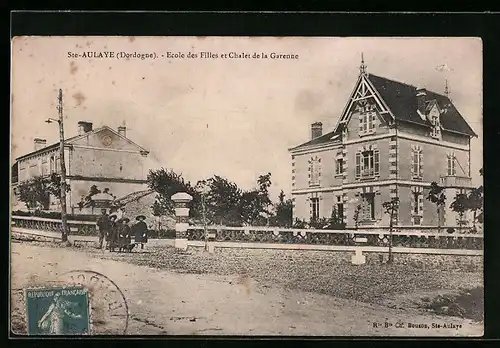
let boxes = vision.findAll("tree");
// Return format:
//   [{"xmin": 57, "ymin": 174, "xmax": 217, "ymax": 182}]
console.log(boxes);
[
  {"xmin": 426, "ymin": 182, "xmax": 446, "ymax": 233},
  {"xmin": 205, "ymin": 175, "xmax": 242, "ymax": 226},
  {"xmin": 17, "ymin": 176, "xmax": 50, "ymax": 211},
  {"xmin": 450, "ymin": 192, "xmax": 469, "ymax": 232},
  {"xmin": 271, "ymin": 190, "xmax": 293, "ymax": 228},
  {"xmin": 353, "ymin": 204, "xmax": 362, "ymax": 230},
  {"xmin": 17, "ymin": 174, "xmax": 70, "ymax": 211},
  {"xmin": 147, "ymin": 168, "xmax": 201, "ymax": 219},
  {"xmin": 382, "ymin": 197, "xmax": 400, "ymax": 264},
  {"xmin": 467, "ymin": 168, "xmax": 484, "ymax": 229},
  {"xmin": 239, "ymin": 173, "xmax": 273, "ymax": 226}
]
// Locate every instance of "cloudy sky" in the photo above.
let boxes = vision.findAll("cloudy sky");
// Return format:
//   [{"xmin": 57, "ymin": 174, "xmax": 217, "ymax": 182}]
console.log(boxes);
[{"xmin": 11, "ymin": 37, "xmax": 483, "ymax": 199}]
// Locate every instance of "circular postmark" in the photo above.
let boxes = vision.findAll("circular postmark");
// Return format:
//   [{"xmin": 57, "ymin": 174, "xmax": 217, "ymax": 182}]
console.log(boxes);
[{"xmin": 56, "ymin": 270, "xmax": 129, "ymax": 335}]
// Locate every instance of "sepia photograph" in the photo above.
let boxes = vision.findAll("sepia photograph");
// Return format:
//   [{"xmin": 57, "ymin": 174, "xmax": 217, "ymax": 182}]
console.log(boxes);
[{"xmin": 10, "ymin": 36, "xmax": 483, "ymax": 336}]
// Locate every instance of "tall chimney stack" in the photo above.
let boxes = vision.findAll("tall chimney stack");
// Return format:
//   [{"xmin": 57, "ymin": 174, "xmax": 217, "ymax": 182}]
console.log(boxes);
[
  {"xmin": 416, "ymin": 88, "xmax": 427, "ymax": 114},
  {"xmin": 78, "ymin": 121, "xmax": 93, "ymax": 135},
  {"xmin": 311, "ymin": 122, "xmax": 323, "ymax": 140},
  {"xmin": 118, "ymin": 126, "xmax": 127, "ymax": 138},
  {"xmin": 34, "ymin": 138, "xmax": 47, "ymax": 151}
]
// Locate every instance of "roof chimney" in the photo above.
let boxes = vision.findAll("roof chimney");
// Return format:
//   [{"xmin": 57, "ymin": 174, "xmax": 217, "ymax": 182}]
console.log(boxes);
[
  {"xmin": 78, "ymin": 121, "xmax": 93, "ymax": 135},
  {"xmin": 311, "ymin": 122, "xmax": 323, "ymax": 140},
  {"xmin": 34, "ymin": 138, "xmax": 47, "ymax": 151},
  {"xmin": 118, "ymin": 126, "xmax": 127, "ymax": 138},
  {"xmin": 416, "ymin": 88, "xmax": 427, "ymax": 115}
]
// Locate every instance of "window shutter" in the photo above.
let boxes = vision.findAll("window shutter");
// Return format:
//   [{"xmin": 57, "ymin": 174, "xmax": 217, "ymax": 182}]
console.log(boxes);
[
  {"xmin": 374, "ymin": 149, "xmax": 380, "ymax": 176},
  {"xmin": 419, "ymin": 150, "xmax": 423, "ymax": 177},
  {"xmin": 355, "ymin": 152, "xmax": 361, "ymax": 178},
  {"xmin": 359, "ymin": 115, "xmax": 364, "ymax": 133}
]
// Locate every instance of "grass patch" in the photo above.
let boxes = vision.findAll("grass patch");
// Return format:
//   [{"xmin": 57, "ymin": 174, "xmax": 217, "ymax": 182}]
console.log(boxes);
[{"xmin": 420, "ymin": 286, "xmax": 483, "ymax": 322}]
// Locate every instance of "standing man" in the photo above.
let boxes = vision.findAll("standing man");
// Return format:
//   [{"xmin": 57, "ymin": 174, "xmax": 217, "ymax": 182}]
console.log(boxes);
[{"xmin": 96, "ymin": 209, "xmax": 111, "ymax": 249}]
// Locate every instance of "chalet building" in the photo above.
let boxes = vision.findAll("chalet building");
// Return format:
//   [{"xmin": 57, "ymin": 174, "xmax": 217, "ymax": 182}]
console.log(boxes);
[
  {"xmin": 288, "ymin": 58, "xmax": 477, "ymax": 229},
  {"xmin": 12, "ymin": 121, "xmax": 150, "ymax": 213}
]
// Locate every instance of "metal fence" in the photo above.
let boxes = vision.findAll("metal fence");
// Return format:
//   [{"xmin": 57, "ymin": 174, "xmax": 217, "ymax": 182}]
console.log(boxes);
[{"xmin": 186, "ymin": 226, "xmax": 483, "ymax": 250}]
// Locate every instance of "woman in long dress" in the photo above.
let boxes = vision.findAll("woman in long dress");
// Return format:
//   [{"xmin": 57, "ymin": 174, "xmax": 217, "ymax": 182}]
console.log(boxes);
[
  {"xmin": 133, "ymin": 215, "xmax": 148, "ymax": 250},
  {"xmin": 118, "ymin": 218, "xmax": 132, "ymax": 252},
  {"xmin": 108, "ymin": 215, "xmax": 118, "ymax": 252},
  {"xmin": 37, "ymin": 292, "xmax": 83, "ymax": 335}
]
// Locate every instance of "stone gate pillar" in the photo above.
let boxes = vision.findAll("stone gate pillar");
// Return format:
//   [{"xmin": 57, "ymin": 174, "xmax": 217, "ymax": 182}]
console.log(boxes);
[{"xmin": 171, "ymin": 192, "xmax": 193, "ymax": 251}]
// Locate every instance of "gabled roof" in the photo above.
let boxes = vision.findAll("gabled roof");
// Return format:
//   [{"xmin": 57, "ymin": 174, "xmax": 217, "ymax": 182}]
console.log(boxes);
[
  {"xmin": 290, "ymin": 72, "xmax": 477, "ymax": 152},
  {"xmin": 367, "ymin": 74, "xmax": 477, "ymax": 137},
  {"xmin": 16, "ymin": 126, "xmax": 150, "ymax": 161},
  {"xmin": 289, "ymin": 129, "xmax": 342, "ymax": 151},
  {"xmin": 115, "ymin": 189, "xmax": 154, "ymax": 206}
]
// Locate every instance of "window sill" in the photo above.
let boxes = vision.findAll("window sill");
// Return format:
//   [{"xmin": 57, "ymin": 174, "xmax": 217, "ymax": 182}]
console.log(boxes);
[
  {"xmin": 334, "ymin": 174, "xmax": 344, "ymax": 179},
  {"xmin": 358, "ymin": 130, "xmax": 376, "ymax": 137},
  {"xmin": 309, "ymin": 184, "xmax": 320, "ymax": 188},
  {"xmin": 357, "ymin": 175, "xmax": 379, "ymax": 181},
  {"xmin": 411, "ymin": 176, "xmax": 423, "ymax": 181}
]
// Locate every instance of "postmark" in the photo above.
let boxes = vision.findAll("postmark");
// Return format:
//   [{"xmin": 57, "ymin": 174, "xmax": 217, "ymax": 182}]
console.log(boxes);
[
  {"xmin": 56, "ymin": 270, "xmax": 129, "ymax": 335},
  {"xmin": 25, "ymin": 286, "xmax": 90, "ymax": 335}
]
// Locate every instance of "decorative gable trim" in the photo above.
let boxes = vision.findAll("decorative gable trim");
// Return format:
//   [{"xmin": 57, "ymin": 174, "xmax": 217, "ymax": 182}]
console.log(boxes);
[{"xmin": 333, "ymin": 74, "xmax": 394, "ymax": 134}]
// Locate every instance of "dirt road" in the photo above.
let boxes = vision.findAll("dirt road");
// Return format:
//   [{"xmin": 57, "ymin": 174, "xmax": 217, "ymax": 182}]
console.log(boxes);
[{"xmin": 10, "ymin": 241, "xmax": 483, "ymax": 336}]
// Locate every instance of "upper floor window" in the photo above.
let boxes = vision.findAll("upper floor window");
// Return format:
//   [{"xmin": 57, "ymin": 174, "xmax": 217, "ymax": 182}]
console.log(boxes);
[
  {"xmin": 430, "ymin": 115, "xmax": 441, "ymax": 139},
  {"xmin": 335, "ymin": 158, "xmax": 344, "ymax": 176},
  {"xmin": 411, "ymin": 145, "xmax": 423, "ymax": 180},
  {"xmin": 447, "ymin": 153, "xmax": 456, "ymax": 176},
  {"xmin": 309, "ymin": 157, "xmax": 321, "ymax": 186},
  {"xmin": 355, "ymin": 148, "xmax": 380, "ymax": 179},
  {"xmin": 359, "ymin": 111, "xmax": 377, "ymax": 136}
]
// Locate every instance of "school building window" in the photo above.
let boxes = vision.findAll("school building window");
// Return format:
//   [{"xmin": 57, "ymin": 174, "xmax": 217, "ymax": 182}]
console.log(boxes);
[
  {"xmin": 310, "ymin": 157, "xmax": 321, "ymax": 186},
  {"xmin": 447, "ymin": 153, "xmax": 456, "ymax": 176},
  {"xmin": 360, "ymin": 193, "xmax": 375, "ymax": 221},
  {"xmin": 359, "ymin": 111, "xmax": 377, "ymax": 135},
  {"xmin": 311, "ymin": 198, "xmax": 320, "ymax": 221},
  {"xmin": 336, "ymin": 196, "xmax": 344, "ymax": 223},
  {"xmin": 335, "ymin": 158, "xmax": 344, "ymax": 176},
  {"xmin": 355, "ymin": 149, "xmax": 380, "ymax": 178},
  {"xmin": 411, "ymin": 146, "xmax": 423, "ymax": 179}
]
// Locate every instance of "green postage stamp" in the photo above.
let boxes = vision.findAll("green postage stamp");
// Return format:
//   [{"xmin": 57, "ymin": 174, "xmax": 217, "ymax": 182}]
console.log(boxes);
[{"xmin": 25, "ymin": 286, "xmax": 90, "ymax": 335}]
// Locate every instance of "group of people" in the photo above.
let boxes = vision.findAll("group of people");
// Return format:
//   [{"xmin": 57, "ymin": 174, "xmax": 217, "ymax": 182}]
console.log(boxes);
[{"xmin": 96, "ymin": 208, "xmax": 149, "ymax": 252}]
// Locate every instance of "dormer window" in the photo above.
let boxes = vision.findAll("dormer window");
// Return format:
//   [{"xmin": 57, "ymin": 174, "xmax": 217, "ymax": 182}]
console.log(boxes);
[
  {"xmin": 431, "ymin": 115, "xmax": 440, "ymax": 138},
  {"xmin": 427, "ymin": 102, "xmax": 441, "ymax": 140}
]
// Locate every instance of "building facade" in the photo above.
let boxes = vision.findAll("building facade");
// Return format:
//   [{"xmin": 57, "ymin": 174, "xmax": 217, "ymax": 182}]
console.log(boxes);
[
  {"xmin": 12, "ymin": 121, "xmax": 150, "ymax": 213},
  {"xmin": 289, "ymin": 61, "xmax": 477, "ymax": 229}
]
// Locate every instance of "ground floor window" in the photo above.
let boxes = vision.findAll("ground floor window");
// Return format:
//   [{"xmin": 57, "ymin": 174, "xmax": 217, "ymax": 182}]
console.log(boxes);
[
  {"xmin": 336, "ymin": 196, "xmax": 344, "ymax": 223},
  {"xmin": 311, "ymin": 197, "xmax": 320, "ymax": 221},
  {"xmin": 360, "ymin": 193, "xmax": 375, "ymax": 221}
]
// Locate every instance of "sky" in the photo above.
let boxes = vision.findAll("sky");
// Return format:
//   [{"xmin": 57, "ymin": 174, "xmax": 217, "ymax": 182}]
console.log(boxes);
[{"xmin": 11, "ymin": 37, "xmax": 483, "ymax": 199}]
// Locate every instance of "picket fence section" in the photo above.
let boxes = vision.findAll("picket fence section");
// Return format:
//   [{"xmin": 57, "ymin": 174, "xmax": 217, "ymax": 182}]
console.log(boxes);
[{"xmin": 11, "ymin": 215, "xmax": 483, "ymax": 250}]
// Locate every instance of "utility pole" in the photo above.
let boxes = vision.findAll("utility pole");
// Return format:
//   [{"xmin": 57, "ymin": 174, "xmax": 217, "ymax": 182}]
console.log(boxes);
[
  {"xmin": 47, "ymin": 89, "xmax": 69, "ymax": 242},
  {"xmin": 57, "ymin": 89, "xmax": 69, "ymax": 242}
]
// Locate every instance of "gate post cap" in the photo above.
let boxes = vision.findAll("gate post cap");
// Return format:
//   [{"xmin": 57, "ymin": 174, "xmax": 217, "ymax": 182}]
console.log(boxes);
[{"xmin": 171, "ymin": 192, "xmax": 193, "ymax": 203}]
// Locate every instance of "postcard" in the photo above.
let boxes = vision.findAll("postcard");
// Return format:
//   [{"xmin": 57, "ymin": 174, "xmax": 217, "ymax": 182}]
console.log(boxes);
[{"xmin": 10, "ymin": 36, "xmax": 483, "ymax": 336}]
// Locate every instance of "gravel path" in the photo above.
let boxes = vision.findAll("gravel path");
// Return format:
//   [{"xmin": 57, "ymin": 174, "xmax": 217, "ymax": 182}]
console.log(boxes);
[{"xmin": 10, "ymin": 240, "xmax": 483, "ymax": 336}]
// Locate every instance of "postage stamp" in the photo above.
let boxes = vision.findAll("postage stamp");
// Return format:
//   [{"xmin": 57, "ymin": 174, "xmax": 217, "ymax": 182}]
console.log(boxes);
[{"xmin": 25, "ymin": 286, "xmax": 90, "ymax": 335}]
